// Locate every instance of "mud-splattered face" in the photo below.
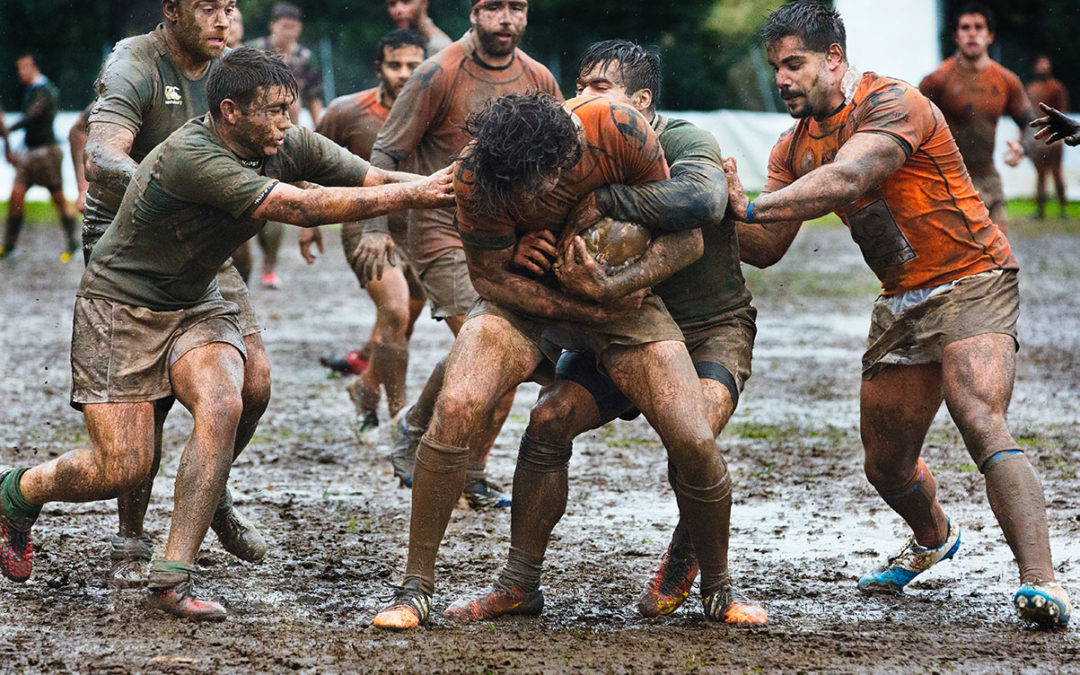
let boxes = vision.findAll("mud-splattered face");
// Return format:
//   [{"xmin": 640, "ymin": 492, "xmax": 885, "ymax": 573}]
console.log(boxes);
[
  {"xmin": 954, "ymin": 12, "xmax": 993, "ymax": 61},
  {"xmin": 377, "ymin": 44, "xmax": 425, "ymax": 102},
  {"xmin": 168, "ymin": 0, "xmax": 234, "ymax": 61},
  {"xmin": 767, "ymin": 35, "xmax": 837, "ymax": 120},
  {"xmin": 232, "ymin": 85, "xmax": 294, "ymax": 157},
  {"xmin": 576, "ymin": 62, "xmax": 650, "ymax": 115},
  {"xmin": 471, "ymin": 1, "xmax": 528, "ymax": 57},
  {"xmin": 386, "ymin": 0, "xmax": 424, "ymax": 30}
]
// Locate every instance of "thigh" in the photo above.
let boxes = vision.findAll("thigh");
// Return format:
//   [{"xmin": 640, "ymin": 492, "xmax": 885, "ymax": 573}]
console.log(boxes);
[
  {"xmin": 860, "ymin": 363, "xmax": 943, "ymax": 466},
  {"xmin": 941, "ymin": 332, "xmax": 1016, "ymax": 459},
  {"xmin": 170, "ymin": 342, "xmax": 246, "ymax": 411},
  {"xmin": 553, "ymin": 349, "xmax": 631, "ymax": 425},
  {"xmin": 366, "ymin": 265, "xmax": 410, "ymax": 313},
  {"xmin": 83, "ymin": 402, "xmax": 157, "ymax": 465}
]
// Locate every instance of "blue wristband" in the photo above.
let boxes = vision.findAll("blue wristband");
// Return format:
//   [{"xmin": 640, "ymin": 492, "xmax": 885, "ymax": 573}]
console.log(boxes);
[{"xmin": 746, "ymin": 200, "xmax": 755, "ymax": 223}]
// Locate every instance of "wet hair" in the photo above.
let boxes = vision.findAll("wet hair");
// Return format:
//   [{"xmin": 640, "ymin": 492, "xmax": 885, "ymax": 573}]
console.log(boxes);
[
  {"xmin": 208, "ymin": 47, "xmax": 298, "ymax": 119},
  {"xmin": 462, "ymin": 93, "xmax": 582, "ymax": 221},
  {"xmin": 578, "ymin": 40, "xmax": 662, "ymax": 112},
  {"xmin": 954, "ymin": 2, "xmax": 995, "ymax": 34},
  {"xmin": 271, "ymin": 2, "xmax": 303, "ymax": 22},
  {"xmin": 762, "ymin": 0, "xmax": 847, "ymax": 56},
  {"xmin": 374, "ymin": 29, "xmax": 426, "ymax": 65},
  {"xmin": 16, "ymin": 52, "xmax": 38, "ymax": 67}
]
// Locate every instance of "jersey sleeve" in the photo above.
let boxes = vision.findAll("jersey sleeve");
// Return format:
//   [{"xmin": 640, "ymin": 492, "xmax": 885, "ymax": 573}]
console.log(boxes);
[
  {"xmin": 1004, "ymin": 69, "xmax": 1034, "ymax": 124},
  {"xmin": 763, "ymin": 128, "xmax": 798, "ymax": 194},
  {"xmin": 157, "ymin": 141, "xmax": 277, "ymax": 219},
  {"xmin": 853, "ymin": 82, "xmax": 933, "ymax": 157},
  {"xmin": 287, "ymin": 126, "xmax": 371, "ymax": 187},
  {"xmin": 89, "ymin": 45, "xmax": 153, "ymax": 134},
  {"xmin": 370, "ymin": 60, "xmax": 446, "ymax": 170}
]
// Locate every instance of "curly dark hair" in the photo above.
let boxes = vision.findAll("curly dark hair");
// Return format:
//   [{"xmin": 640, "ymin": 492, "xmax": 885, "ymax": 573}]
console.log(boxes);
[{"xmin": 462, "ymin": 93, "xmax": 582, "ymax": 221}]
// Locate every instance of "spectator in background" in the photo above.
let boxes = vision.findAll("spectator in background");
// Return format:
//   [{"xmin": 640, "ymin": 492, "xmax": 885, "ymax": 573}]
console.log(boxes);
[
  {"xmin": 227, "ymin": 5, "xmax": 245, "ymax": 49},
  {"xmin": 386, "ymin": 0, "xmax": 453, "ymax": 54},
  {"xmin": 1025, "ymin": 55, "xmax": 1069, "ymax": 218},
  {"xmin": 1, "ymin": 54, "xmax": 78, "ymax": 261}
]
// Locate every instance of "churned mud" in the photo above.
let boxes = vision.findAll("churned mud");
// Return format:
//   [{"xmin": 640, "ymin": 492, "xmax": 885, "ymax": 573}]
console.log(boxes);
[{"xmin": 1, "ymin": 219, "xmax": 1079, "ymax": 673}]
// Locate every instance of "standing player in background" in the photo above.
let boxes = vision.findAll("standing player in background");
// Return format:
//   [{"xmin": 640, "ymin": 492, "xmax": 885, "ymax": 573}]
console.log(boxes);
[
  {"xmin": 1, "ymin": 54, "xmax": 78, "ymax": 261},
  {"xmin": 82, "ymin": 0, "xmax": 270, "ymax": 588},
  {"xmin": 919, "ymin": 2, "xmax": 1035, "ymax": 234},
  {"xmin": 1025, "ymin": 56, "xmax": 1069, "ymax": 219},
  {"xmin": 363, "ymin": 0, "xmax": 561, "ymax": 507},
  {"xmin": 305, "ymin": 29, "xmax": 428, "ymax": 438},
  {"xmin": 246, "ymin": 2, "xmax": 324, "ymax": 289},
  {"xmin": 386, "ymin": 0, "xmax": 453, "ymax": 54}
]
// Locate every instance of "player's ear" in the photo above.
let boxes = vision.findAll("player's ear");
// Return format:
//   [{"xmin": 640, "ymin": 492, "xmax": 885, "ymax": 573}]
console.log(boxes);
[
  {"xmin": 162, "ymin": 0, "xmax": 181, "ymax": 23},
  {"xmin": 630, "ymin": 88, "xmax": 653, "ymax": 114},
  {"xmin": 220, "ymin": 99, "xmax": 243, "ymax": 124},
  {"xmin": 826, "ymin": 43, "xmax": 845, "ymax": 69}
]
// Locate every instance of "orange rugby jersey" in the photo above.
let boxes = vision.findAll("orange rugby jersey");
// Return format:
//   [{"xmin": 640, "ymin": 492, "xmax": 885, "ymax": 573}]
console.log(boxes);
[
  {"xmin": 765, "ymin": 71, "xmax": 1017, "ymax": 295},
  {"xmin": 316, "ymin": 87, "xmax": 389, "ymax": 159},
  {"xmin": 456, "ymin": 95, "xmax": 669, "ymax": 250}
]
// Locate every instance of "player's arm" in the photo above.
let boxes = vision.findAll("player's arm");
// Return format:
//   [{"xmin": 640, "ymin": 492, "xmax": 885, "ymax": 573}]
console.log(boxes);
[
  {"xmin": 1030, "ymin": 103, "xmax": 1080, "ymax": 147},
  {"xmin": 7, "ymin": 88, "xmax": 50, "ymax": 133},
  {"xmin": 252, "ymin": 166, "xmax": 454, "ymax": 226},
  {"xmin": 718, "ymin": 157, "xmax": 801, "ymax": 268},
  {"xmin": 84, "ymin": 121, "xmax": 138, "ymax": 196},
  {"xmin": 69, "ymin": 111, "xmax": 91, "ymax": 213},
  {"xmin": 594, "ymin": 159, "xmax": 729, "ymax": 233}
]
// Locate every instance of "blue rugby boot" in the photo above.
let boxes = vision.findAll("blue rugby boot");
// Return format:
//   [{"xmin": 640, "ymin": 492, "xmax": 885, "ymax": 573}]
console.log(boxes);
[
  {"xmin": 858, "ymin": 518, "xmax": 961, "ymax": 595},
  {"xmin": 1014, "ymin": 582, "xmax": 1070, "ymax": 629}
]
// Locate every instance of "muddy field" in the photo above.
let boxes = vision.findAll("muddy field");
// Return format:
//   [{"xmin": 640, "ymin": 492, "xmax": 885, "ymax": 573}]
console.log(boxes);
[{"xmin": 1, "ymin": 218, "xmax": 1079, "ymax": 673}]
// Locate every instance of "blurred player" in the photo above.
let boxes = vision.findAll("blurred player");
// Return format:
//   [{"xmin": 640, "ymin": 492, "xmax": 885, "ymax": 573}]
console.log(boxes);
[
  {"xmin": 1, "ymin": 54, "xmax": 78, "ymax": 261},
  {"xmin": 1025, "ymin": 56, "xmax": 1069, "ymax": 218},
  {"xmin": 386, "ymin": 0, "xmax": 453, "ymax": 54},
  {"xmin": 919, "ymin": 2, "xmax": 1036, "ymax": 234}
]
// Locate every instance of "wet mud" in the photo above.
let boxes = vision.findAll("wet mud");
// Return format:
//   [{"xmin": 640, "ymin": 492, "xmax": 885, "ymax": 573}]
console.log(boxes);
[{"xmin": 1, "ymin": 220, "xmax": 1079, "ymax": 672}]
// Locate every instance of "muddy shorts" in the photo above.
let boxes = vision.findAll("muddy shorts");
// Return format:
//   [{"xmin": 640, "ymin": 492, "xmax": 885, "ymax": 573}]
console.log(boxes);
[
  {"xmin": 862, "ymin": 269, "xmax": 1019, "ymax": 380},
  {"xmin": 341, "ymin": 221, "xmax": 425, "ymax": 300},
  {"xmin": 971, "ymin": 171, "xmax": 1007, "ymax": 227},
  {"xmin": 419, "ymin": 248, "xmax": 478, "ymax": 320},
  {"xmin": 70, "ymin": 296, "xmax": 247, "ymax": 409},
  {"xmin": 556, "ymin": 304, "xmax": 757, "ymax": 422},
  {"xmin": 216, "ymin": 263, "xmax": 261, "ymax": 337},
  {"xmin": 14, "ymin": 144, "xmax": 64, "ymax": 191}
]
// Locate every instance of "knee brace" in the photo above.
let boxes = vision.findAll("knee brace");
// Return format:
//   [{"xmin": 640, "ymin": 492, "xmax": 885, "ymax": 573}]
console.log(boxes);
[
  {"xmin": 516, "ymin": 433, "xmax": 573, "ymax": 473},
  {"xmin": 414, "ymin": 435, "xmax": 469, "ymax": 474},
  {"xmin": 979, "ymin": 449, "xmax": 1024, "ymax": 474}
]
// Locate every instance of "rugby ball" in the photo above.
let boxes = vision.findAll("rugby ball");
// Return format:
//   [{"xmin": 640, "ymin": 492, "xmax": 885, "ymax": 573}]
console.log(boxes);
[{"xmin": 574, "ymin": 217, "xmax": 651, "ymax": 274}]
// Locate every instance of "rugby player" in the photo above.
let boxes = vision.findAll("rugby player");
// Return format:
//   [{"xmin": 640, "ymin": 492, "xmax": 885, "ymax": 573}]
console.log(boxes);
[
  {"xmin": 919, "ymin": 2, "xmax": 1036, "ymax": 234},
  {"xmin": 444, "ymin": 40, "xmax": 765, "ymax": 625},
  {"xmin": 386, "ymin": 0, "xmax": 453, "ymax": 54},
  {"xmin": 1025, "ymin": 56, "xmax": 1069, "ymax": 218},
  {"xmin": 366, "ymin": 0, "xmax": 560, "ymax": 505},
  {"xmin": 304, "ymin": 29, "xmax": 428, "ymax": 432},
  {"xmin": 82, "ymin": 0, "xmax": 269, "ymax": 587},
  {"xmin": 725, "ymin": 1, "xmax": 1069, "ymax": 628},
  {"xmin": 373, "ymin": 92, "xmax": 737, "ymax": 631},
  {"xmin": 1, "ymin": 54, "xmax": 78, "ymax": 261},
  {"xmin": 0, "ymin": 47, "xmax": 455, "ymax": 620}
]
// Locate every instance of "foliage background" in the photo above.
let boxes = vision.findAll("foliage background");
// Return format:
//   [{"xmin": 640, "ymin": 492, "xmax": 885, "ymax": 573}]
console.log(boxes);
[{"xmin": 1, "ymin": 0, "xmax": 1078, "ymax": 112}]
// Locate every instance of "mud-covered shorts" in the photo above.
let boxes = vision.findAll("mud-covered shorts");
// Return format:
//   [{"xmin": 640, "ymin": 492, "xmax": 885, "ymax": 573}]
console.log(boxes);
[
  {"xmin": 556, "ymin": 304, "xmax": 757, "ymax": 422},
  {"xmin": 14, "ymin": 144, "xmax": 64, "ymax": 191},
  {"xmin": 971, "ymin": 171, "xmax": 1007, "ymax": 227},
  {"xmin": 216, "ymin": 263, "xmax": 261, "ymax": 337},
  {"xmin": 420, "ymin": 248, "xmax": 479, "ymax": 320},
  {"xmin": 341, "ymin": 221, "xmax": 425, "ymax": 300},
  {"xmin": 70, "ymin": 296, "xmax": 247, "ymax": 409},
  {"xmin": 862, "ymin": 269, "xmax": 1019, "ymax": 380}
]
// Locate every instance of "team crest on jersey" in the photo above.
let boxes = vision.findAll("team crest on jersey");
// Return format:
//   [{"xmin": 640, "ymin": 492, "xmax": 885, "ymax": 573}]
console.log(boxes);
[{"xmin": 165, "ymin": 86, "xmax": 183, "ymax": 105}]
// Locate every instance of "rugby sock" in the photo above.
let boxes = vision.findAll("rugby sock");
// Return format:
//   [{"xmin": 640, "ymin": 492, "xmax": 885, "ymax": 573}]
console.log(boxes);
[
  {"xmin": 403, "ymin": 435, "xmax": 469, "ymax": 596},
  {"xmin": 147, "ymin": 559, "xmax": 195, "ymax": 588},
  {"xmin": 1, "ymin": 468, "xmax": 42, "ymax": 524},
  {"xmin": 406, "ymin": 358, "xmax": 446, "ymax": 431},
  {"xmin": 371, "ymin": 342, "xmax": 409, "ymax": 415},
  {"xmin": 672, "ymin": 464, "xmax": 732, "ymax": 597},
  {"xmin": 981, "ymin": 449, "xmax": 1056, "ymax": 584},
  {"xmin": 60, "ymin": 215, "xmax": 78, "ymax": 250},
  {"xmin": 876, "ymin": 458, "xmax": 949, "ymax": 548},
  {"xmin": 497, "ymin": 546, "xmax": 544, "ymax": 593},
  {"xmin": 2, "ymin": 213, "xmax": 23, "ymax": 252},
  {"xmin": 665, "ymin": 463, "xmax": 695, "ymax": 557},
  {"xmin": 509, "ymin": 433, "xmax": 573, "ymax": 561}
]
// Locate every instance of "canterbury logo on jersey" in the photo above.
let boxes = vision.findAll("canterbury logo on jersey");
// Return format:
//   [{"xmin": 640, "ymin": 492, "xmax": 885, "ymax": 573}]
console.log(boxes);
[{"xmin": 164, "ymin": 86, "xmax": 183, "ymax": 105}]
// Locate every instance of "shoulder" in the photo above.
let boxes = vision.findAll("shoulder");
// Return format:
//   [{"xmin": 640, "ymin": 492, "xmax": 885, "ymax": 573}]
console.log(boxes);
[
  {"xmin": 858, "ymin": 73, "xmax": 925, "ymax": 110},
  {"xmin": 658, "ymin": 117, "xmax": 721, "ymax": 161},
  {"xmin": 103, "ymin": 32, "xmax": 158, "ymax": 73},
  {"xmin": 920, "ymin": 59, "xmax": 953, "ymax": 87}
]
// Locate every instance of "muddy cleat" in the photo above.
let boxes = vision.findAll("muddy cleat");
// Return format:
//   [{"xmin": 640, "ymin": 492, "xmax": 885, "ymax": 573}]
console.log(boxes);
[
  {"xmin": 701, "ymin": 587, "xmax": 768, "ymax": 625},
  {"xmin": 373, "ymin": 579, "xmax": 431, "ymax": 631},
  {"xmin": 109, "ymin": 535, "xmax": 153, "ymax": 588},
  {"xmin": 319, "ymin": 349, "xmax": 369, "ymax": 376},
  {"xmin": 388, "ymin": 407, "xmax": 420, "ymax": 487},
  {"xmin": 0, "ymin": 471, "xmax": 35, "ymax": 583},
  {"xmin": 444, "ymin": 584, "xmax": 544, "ymax": 621},
  {"xmin": 210, "ymin": 489, "xmax": 267, "ymax": 563},
  {"xmin": 463, "ymin": 477, "xmax": 511, "ymax": 509},
  {"xmin": 146, "ymin": 560, "xmax": 226, "ymax": 621},
  {"xmin": 858, "ymin": 519, "xmax": 961, "ymax": 595},
  {"xmin": 638, "ymin": 544, "xmax": 699, "ymax": 617},
  {"xmin": 260, "ymin": 272, "xmax": 281, "ymax": 289},
  {"xmin": 354, "ymin": 409, "xmax": 379, "ymax": 445},
  {"xmin": 1014, "ymin": 582, "xmax": 1071, "ymax": 629}
]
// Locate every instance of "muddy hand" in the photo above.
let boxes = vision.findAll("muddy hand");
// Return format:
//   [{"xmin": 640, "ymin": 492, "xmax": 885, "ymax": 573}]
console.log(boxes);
[
  {"xmin": 565, "ymin": 191, "xmax": 603, "ymax": 239},
  {"xmin": 298, "ymin": 226, "xmax": 324, "ymax": 265},
  {"xmin": 555, "ymin": 236, "xmax": 610, "ymax": 302},
  {"xmin": 511, "ymin": 230, "xmax": 558, "ymax": 277},
  {"xmin": 354, "ymin": 231, "xmax": 397, "ymax": 283},
  {"xmin": 416, "ymin": 166, "xmax": 456, "ymax": 208},
  {"xmin": 1004, "ymin": 140, "xmax": 1024, "ymax": 168},
  {"xmin": 721, "ymin": 157, "xmax": 751, "ymax": 221},
  {"xmin": 1030, "ymin": 103, "xmax": 1080, "ymax": 147}
]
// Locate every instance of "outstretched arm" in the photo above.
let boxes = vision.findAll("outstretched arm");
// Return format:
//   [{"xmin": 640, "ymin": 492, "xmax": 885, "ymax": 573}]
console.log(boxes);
[
  {"xmin": 594, "ymin": 160, "xmax": 729, "ymax": 233},
  {"xmin": 1030, "ymin": 102, "xmax": 1080, "ymax": 147},
  {"xmin": 721, "ymin": 157, "xmax": 802, "ymax": 268}
]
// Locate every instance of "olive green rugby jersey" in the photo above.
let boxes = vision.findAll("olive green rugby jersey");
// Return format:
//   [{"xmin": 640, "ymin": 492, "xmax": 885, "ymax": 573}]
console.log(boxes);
[
  {"xmin": 84, "ymin": 25, "xmax": 216, "ymax": 241},
  {"xmin": 79, "ymin": 115, "xmax": 370, "ymax": 310}
]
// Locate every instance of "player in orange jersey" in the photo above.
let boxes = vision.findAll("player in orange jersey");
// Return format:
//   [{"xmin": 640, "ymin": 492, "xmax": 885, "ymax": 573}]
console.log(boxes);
[{"xmin": 1025, "ymin": 56, "xmax": 1070, "ymax": 218}]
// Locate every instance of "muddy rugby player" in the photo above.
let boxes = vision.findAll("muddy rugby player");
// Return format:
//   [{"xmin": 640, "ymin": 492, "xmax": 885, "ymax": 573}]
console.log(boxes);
[
  {"xmin": 364, "ymin": 0, "xmax": 560, "ymax": 506},
  {"xmin": 0, "ymin": 47, "xmax": 455, "ymax": 620},
  {"xmin": 724, "ymin": 1, "xmax": 1070, "ymax": 628},
  {"xmin": 79, "ymin": 0, "xmax": 273, "ymax": 588},
  {"xmin": 919, "ymin": 2, "xmax": 1036, "ymax": 234},
  {"xmin": 385, "ymin": 0, "xmax": 453, "ymax": 55},
  {"xmin": 445, "ymin": 40, "xmax": 766, "ymax": 626},
  {"xmin": 303, "ymin": 29, "xmax": 429, "ymax": 433},
  {"xmin": 1025, "ymin": 56, "xmax": 1070, "ymax": 218}
]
